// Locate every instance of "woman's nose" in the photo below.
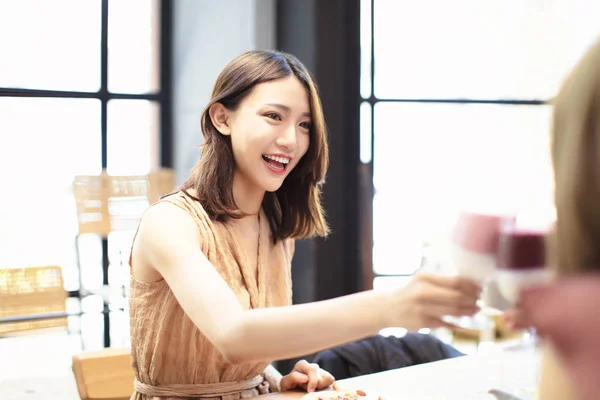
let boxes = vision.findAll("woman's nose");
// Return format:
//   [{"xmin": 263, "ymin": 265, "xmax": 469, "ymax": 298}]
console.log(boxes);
[{"xmin": 276, "ymin": 125, "xmax": 298, "ymax": 151}]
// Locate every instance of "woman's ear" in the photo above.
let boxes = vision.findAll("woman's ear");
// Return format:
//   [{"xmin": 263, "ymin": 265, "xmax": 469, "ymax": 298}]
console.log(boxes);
[{"xmin": 209, "ymin": 103, "xmax": 232, "ymax": 136}]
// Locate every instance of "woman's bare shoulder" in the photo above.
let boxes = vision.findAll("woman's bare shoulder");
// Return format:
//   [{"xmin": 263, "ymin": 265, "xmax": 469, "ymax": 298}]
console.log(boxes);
[
  {"xmin": 131, "ymin": 200, "xmax": 203, "ymax": 281},
  {"xmin": 139, "ymin": 200, "xmax": 199, "ymax": 238}
]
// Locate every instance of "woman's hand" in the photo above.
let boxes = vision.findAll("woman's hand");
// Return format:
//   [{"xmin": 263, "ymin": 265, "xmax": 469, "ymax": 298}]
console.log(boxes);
[
  {"xmin": 280, "ymin": 360, "xmax": 335, "ymax": 393},
  {"xmin": 387, "ymin": 273, "xmax": 482, "ymax": 331}
]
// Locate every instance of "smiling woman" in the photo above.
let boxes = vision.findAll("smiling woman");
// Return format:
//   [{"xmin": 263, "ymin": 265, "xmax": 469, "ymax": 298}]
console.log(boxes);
[
  {"xmin": 127, "ymin": 50, "xmax": 482, "ymax": 400},
  {"xmin": 181, "ymin": 51, "xmax": 329, "ymax": 241},
  {"xmin": 259, "ymin": 110, "xmax": 306, "ymax": 175},
  {"xmin": 208, "ymin": 76, "xmax": 314, "ymax": 206}
]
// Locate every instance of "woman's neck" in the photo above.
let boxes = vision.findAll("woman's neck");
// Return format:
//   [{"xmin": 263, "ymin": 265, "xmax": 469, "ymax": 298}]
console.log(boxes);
[{"xmin": 232, "ymin": 170, "xmax": 265, "ymax": 215}]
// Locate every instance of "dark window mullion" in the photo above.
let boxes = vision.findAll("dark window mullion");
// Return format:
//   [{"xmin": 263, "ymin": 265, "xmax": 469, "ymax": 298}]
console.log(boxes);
[
  {"xmin": 0, "ymin": 88, "xmax": 97, "ymax": 98},
  {"xmin": 100, "ymin": 0, "xmax": 110, "ymax": 349},
  {"xmin": 101, "ymin": 0, "xmax": 109, "ymax": 170},
  {"xmin": 368, "ymin": 0, "xmax": 376, "ymax": 288},
  {"xmin": 369, "ymin": 0, "xmax": 375, "ymax": 167},
  {"xmin": 0, "ymin": 88, "xmax": 160, "ymax": 100},
  {"xmin": 159, "ymin": 0, "xmax": 173, "ymax": 168},
  {"xmin": 368, "ymin": 97, "xmax": 548, "ymax": 105}
]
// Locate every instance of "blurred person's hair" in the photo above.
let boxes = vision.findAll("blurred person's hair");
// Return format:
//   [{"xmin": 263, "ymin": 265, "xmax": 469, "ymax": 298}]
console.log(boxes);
[
  {"xmin": 549, "ymin": 37, "xmax": 600, "ymax": 274},
  {"xmin": 181, "ymin": 50, "xmax": 329, "ymax": 242}
]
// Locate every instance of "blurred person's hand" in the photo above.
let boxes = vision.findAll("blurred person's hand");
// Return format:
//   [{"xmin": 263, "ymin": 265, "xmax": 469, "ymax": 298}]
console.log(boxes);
[{"xmin": 504, "ymin": 275, "xmax": 600, "ymax": 400}]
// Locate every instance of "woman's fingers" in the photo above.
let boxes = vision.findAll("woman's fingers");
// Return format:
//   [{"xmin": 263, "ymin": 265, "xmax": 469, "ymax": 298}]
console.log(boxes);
[
  {"xmin": 419, "ymin": 274, "xmax": 482, "ymax": 298},
  {"xmin": 293, "ymin": 360, "xmax": 322, "ymax": 393},
  {"xmin": 317, "ymin": 368, "xmax": 335, "ymax": 389},
  {"xmin": 279, "ymin": 371, "xmax": 308, "ymax": 392},
  {"xmin": 417, "ymin": 284, "xmax": 481, "ymax": 309}
]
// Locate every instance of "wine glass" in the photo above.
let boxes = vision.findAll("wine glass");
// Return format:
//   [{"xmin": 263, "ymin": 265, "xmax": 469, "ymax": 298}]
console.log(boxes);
[
  {"xmin": 496, "ymin": 228, "xmax": 553, "ymax": 348},
  {"xmin": 449, "ymin": 212, "xmax": 516, "ymax": 335}
]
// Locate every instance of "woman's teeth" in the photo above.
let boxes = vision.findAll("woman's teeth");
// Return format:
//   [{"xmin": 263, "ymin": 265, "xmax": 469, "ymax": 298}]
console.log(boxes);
[{"xmin": 263, "ymin": 155, "xmax": 290, "ymax": 165}]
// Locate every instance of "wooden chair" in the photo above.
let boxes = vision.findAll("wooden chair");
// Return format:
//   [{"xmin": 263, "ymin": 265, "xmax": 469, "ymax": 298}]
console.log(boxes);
[
  {"xmin": 0, "ymin": 266, "xmax": 68, "ymax": 335},
  {"xmin": 71, "ymin": 169, "xmax": 176, "ymax": 346},
  {"xmin": 72, "ymin": 168, "xmax": 177, "ymax": 236},
  {"xmin": 71, "ymin": 168, "xmax": 176, "ymax": 290},
  {"xmin": 71, "ymin": 347, "xmax": 134, "ymax": 400}
]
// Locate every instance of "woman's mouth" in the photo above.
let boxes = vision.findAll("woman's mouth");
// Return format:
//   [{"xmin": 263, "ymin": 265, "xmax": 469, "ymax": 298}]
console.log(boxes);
[{"xmin": 262, "ymin": 154, "xmax": 290, "ymax": 175}]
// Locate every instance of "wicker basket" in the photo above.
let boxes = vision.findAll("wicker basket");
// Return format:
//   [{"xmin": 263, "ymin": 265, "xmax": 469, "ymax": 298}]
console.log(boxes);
[{"xmin": 0, "ymin": 266, "xmax": 68, "ymax": 334}]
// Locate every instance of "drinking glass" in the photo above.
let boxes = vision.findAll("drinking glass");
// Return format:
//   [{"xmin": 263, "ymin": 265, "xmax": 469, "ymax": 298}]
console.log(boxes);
[
  {"xmin": 496, "ymin": 228, "xmax": 553, "ymax": 348},
  {"xmin": 449, "ymin": 212, "xmax": 516, "ymax": 334}
]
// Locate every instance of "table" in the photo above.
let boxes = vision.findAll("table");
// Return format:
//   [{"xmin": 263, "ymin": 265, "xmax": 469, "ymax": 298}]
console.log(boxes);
[
  {"xmin": 250, "ymin": 349, "xmax": 539, "ymax": 400},
  {"xmin": 1, "ymin": 332, "xmax": 537, "ymax": 400}
]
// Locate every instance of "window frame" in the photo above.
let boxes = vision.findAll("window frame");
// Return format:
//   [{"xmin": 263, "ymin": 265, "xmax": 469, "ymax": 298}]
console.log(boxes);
[
  {"xmin": 362, "ymin": 0, "xmax": 549, "ymax": 287},
  {"xmin": 0, "ymin": 0, "xmax": 173, "ymax": 348},
  {"xmin": 0, "ymin": 0, "xmax": 173, "ymax": 170}
]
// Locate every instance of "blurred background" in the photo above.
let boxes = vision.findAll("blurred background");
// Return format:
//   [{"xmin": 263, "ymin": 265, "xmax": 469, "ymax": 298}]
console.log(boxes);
[{"xmin": 1, "ymin": 0, "xmax": 599, "ymax": 397}]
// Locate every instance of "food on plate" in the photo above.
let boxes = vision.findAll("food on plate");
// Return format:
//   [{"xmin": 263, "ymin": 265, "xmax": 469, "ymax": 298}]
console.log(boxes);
[{"xmin": 301, "ymin": 389, "xmax": 384, "ymax": 400}]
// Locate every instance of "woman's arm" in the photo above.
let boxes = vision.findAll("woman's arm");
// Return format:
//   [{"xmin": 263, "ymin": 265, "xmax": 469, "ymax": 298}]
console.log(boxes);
[{"xmin": 135, "ymin": 202, "xmax": 481, "ymax": 365}]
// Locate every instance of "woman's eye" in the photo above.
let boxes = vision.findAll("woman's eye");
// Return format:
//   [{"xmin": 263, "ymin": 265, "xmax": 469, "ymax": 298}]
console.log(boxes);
[
  {"xmin": 299, "ymin": 121, "xmax": 311, "ymax": 130},
  {"xmin": 265, "ymin": 113, "xmax": 282, "ymax": 121}
]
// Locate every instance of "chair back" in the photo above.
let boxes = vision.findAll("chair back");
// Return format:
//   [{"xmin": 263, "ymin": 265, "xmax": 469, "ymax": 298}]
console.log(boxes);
[
  {"xmin": 0, "ymin": 266, "xmax": 67, "ymax": 334},
  {"xmin": 71, "ymin": 347, "xmax": 134, "ymax": 400},
  {"xmin": 73, "ymin": 169, "xmax": 176, "ymax": 235}
]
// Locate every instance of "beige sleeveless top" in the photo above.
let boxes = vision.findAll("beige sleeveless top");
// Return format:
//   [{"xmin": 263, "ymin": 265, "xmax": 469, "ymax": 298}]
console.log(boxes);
[{"xmin": 129, "ymin": 191, "xmax": 295, "ymax": 400}]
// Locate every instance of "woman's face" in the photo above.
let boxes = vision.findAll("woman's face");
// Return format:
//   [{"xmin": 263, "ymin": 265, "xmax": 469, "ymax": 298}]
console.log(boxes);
[{"xmin": 222, "ymin": 76, "xmax": 312, "ymax": 193}]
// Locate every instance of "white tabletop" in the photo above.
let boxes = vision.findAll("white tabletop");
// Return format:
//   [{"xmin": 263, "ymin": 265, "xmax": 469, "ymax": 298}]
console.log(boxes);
[
  {"xmin": 334, "ymin": 349, "xmax": 540, "ymax": 400},
  {"xmin": 1, "ymin": 331, "xmax": 539, "ymax": 400}
]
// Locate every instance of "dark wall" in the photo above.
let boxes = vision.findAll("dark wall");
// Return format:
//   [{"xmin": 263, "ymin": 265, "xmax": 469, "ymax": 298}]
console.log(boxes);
[{"xmin": 275, "ymin": 0, "xmax": 366, "ymax": 373}]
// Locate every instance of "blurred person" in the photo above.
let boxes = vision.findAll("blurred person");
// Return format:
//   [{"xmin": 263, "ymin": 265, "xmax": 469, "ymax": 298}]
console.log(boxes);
[
  {"xmin": 511, "ymin": 276, "xmax": 600, "ymax": 400},
  {"xmin": 128, "ymin": 50, "xmax": 481, "ymax": 400},
  {"xmin": 507, "ymin": 37, "xmax": 600, "ymax": 400}
]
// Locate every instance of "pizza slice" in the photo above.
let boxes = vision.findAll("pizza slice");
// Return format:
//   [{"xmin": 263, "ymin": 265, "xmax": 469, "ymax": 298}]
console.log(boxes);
[{"xmin": 301, "ymin": 389, "xmax": 384, "ymax": 400}]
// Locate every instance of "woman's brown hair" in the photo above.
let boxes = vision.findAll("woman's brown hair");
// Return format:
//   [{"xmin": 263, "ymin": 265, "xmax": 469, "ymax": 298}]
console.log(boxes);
[
  {"xmin": 548, "ymin": 38, "xmax": 600, "ymax": 274},
  {"xmin": 181, "ymin": 50, "xmax": 329, "ymax": 242}
]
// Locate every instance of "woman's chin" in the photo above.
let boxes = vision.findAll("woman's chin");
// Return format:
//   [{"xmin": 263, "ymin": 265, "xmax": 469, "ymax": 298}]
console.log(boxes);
[
  {"xmin": 255, "ymin": 169, "xmax": 292, "ymax": 193},
  {"xmin": 259, "ymin": 176, "xmax": 287, "ymax": 193},
  {"xmin": 263, "ymin": 183, "xmax": 284, "ymax": 193}
]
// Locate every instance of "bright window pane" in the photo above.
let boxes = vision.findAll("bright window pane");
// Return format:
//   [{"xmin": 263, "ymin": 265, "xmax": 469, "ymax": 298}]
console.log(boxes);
[
  {"xmin": 108, "ymin": 231, "xmax": 137, "ymax": 290},
  {"xmin": 108, "ymin": 0, "xmax": 160, "ymax": 93},
  {"xmin": 0, "ymin": 98, "xmax": 101, "ymax": 191},
  {"xmin": 360, "ymin": 101, "xmax": 373, "ymax": 163},
  {"xmin": 0, "ymin": 0, "xmax": 101, "ymax": 91},
  {"xmin": 0, "ymin": 98, "xmax": 101, "ymax": 279},
  {"xmin": 77, "ymin": 235, "xmax": 103, "ymax": 293},
  {"xmin": 373, "ymin": 192, "xmax": 424, "ymax": 275},
  {"xmin": 372, "ymin": 103, "xmax": 554, "ymax": 274},
  {"xmin": 107, "ymin": 100, "xmax": 159, "ymax": 175},
  {"xmin": 374, "ymin": 0, "xmax": 600, "ymax": 99}
]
